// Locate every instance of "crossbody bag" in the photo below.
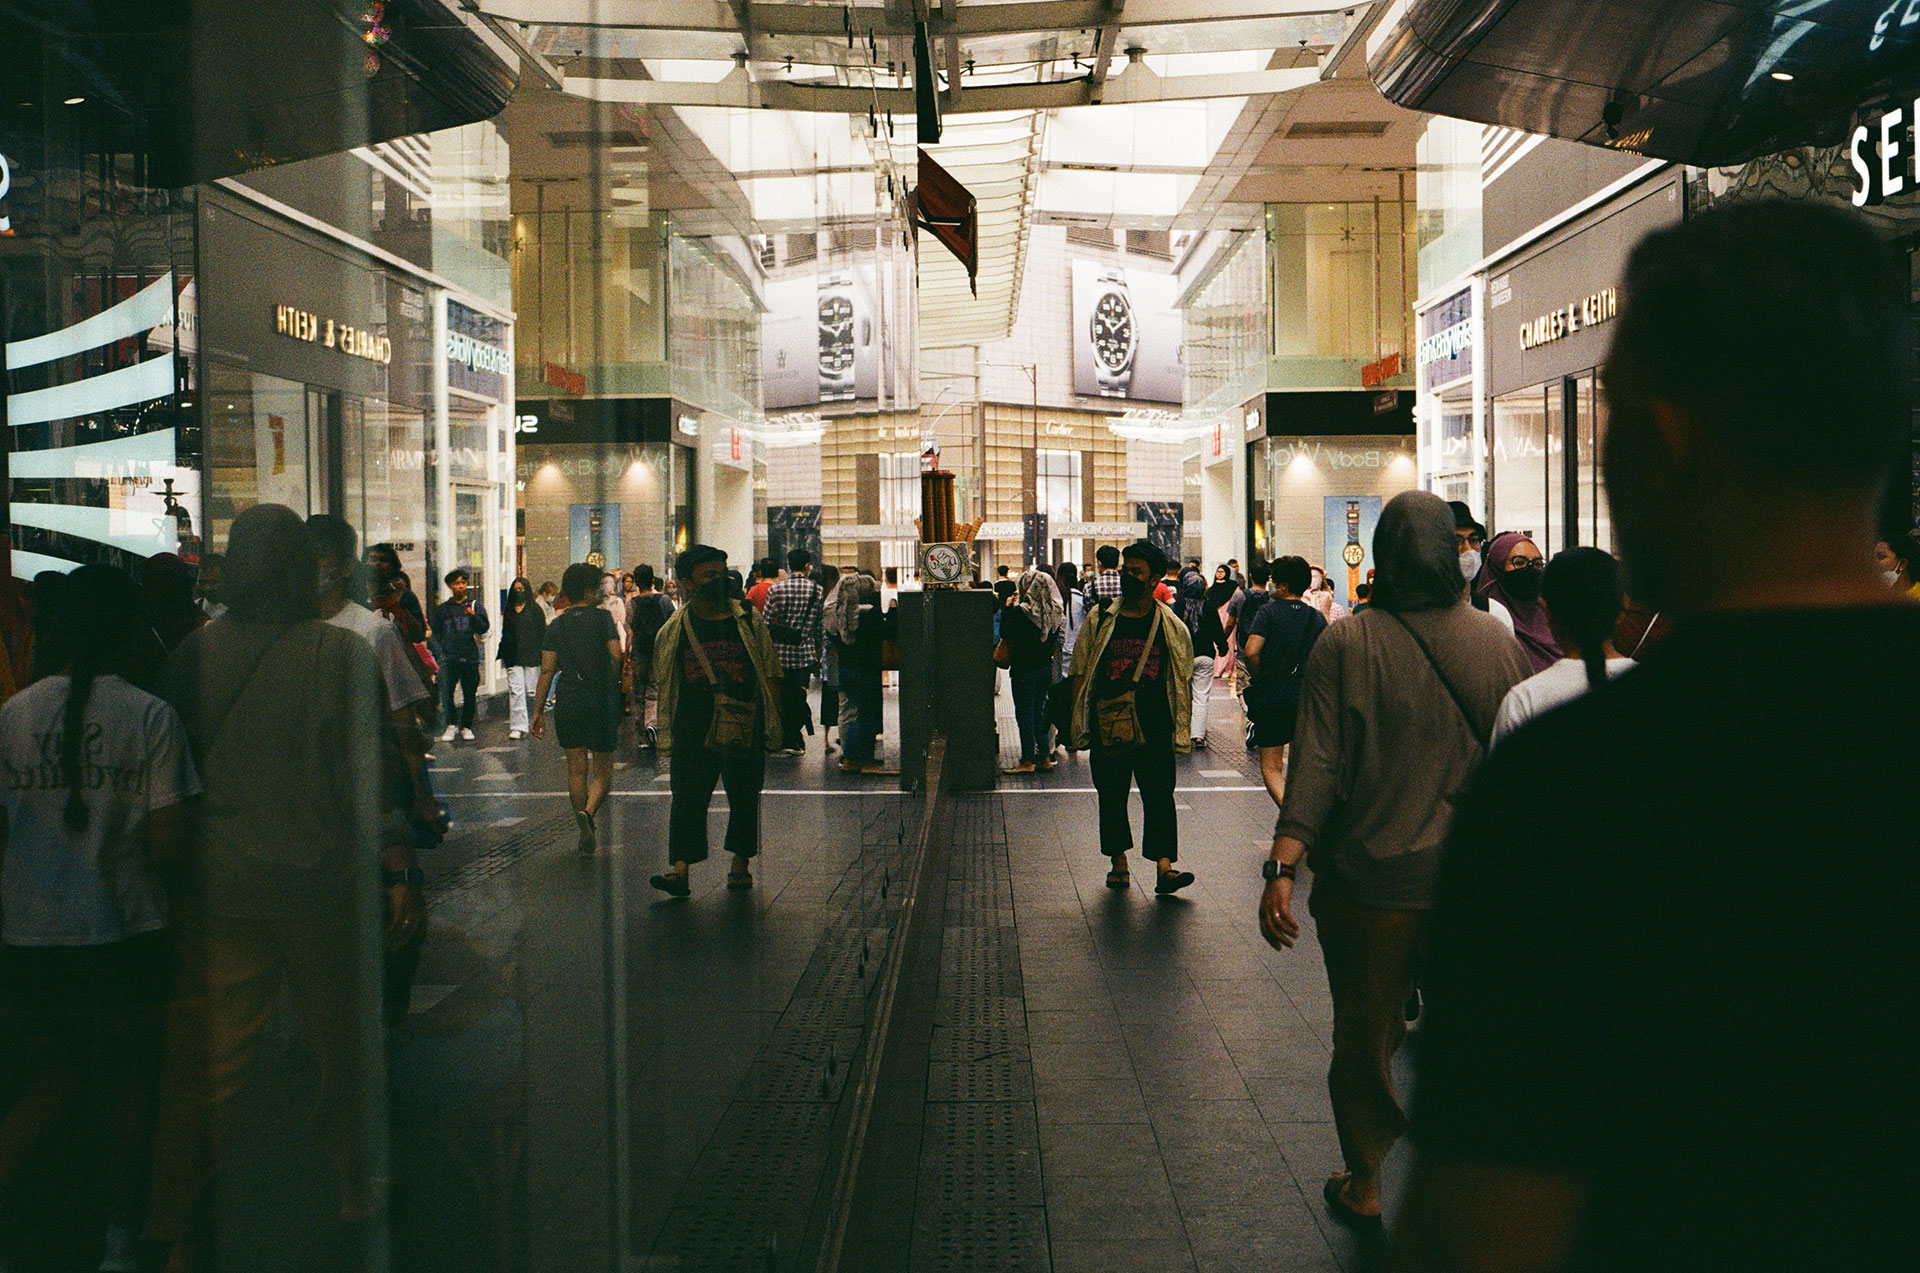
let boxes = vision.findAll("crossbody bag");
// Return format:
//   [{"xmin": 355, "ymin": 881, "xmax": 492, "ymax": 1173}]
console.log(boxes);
[
  {"xmin": 683, "ymin": 616, "xmax": 760, "ymax": 756},
  {"xmin": 1386, "ymin": 611, "xmax": 1492, "ymax": 752},
  {"xmin": 1094, "ymin": 605, "xmax": 1163, "ymax": 754}
]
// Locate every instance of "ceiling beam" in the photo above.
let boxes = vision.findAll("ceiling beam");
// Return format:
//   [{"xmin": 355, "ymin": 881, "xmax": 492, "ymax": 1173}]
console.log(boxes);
[
  {"xmin": 479, "ymin": 0, "xmax": 1351, "ymax": 39},
  {"xmin": 1086, "ymin": 1, "xmax": 1123, "ymax": 104},
  {"xmin": 561, "ymin": 63, "xmax": 1319, "ymax": 111}
]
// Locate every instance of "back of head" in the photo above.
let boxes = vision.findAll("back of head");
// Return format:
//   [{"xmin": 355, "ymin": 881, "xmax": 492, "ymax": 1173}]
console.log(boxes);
[
  {"xmin": 57, "ymin": 565, "xmax": 141, "ymax": 831},
  {"xmin": 561, "ymin": 562, "xmax": 602, "ymax": 604},
  {"xmin": 225, "ymin": 504, "xmax": 319, "ymax": 624},
  {"xmin": 306, "ymin": 514, "xmax": 364, "ymax": 603},
  {"xmin": 1249, "ymin": 561, "xmax": 1270, "ymax": 588},
  {"xmin": 30, "ymin": 571, "xmax": 70, "ymax": 681},
  {"xmin": 1605, "ymin": 203, "xmax": 1907, "ymax": 607},
  {"xmin": 788, "ymin": 547, "xmax": 813, "ymax": 574},
  {"xmin": 1370, "ymin": 491, "xmax": 1466, "ymax": 614},
  {"xmin": 1542, "ymin": 547, "xmax": 1625, "ymax": 689},
  {"xmin": 814, "ymin": 563, "xmax": 841, "ymax": 593},
  {"xmin": 1055, "ymin": 560, "xmax": 1079, "ymax": 592},
  {"xmin": 1271, "ymin": 556, "xmax": 1310, "ymax": 597},
  {"xmin": 1096, "ymin": 545, "xmax": 1120, "ymax": 569},
  {"xmin": 633, "ymin": 563, "xmax": 656, "ymax": 592}
]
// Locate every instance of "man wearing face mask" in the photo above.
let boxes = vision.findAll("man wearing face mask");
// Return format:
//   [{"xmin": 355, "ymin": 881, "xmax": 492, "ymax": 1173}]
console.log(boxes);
[
  {"xmin": 1449, "ymin": 503, "xmax": 1515, "ymax": 634},
  {"xmin": 1475, "ymin": 532, "xmax": 1559, "ymax": 674},
  {"xmin": 648, "ymin": 545, "xmax": 782, "ymax": 896}
]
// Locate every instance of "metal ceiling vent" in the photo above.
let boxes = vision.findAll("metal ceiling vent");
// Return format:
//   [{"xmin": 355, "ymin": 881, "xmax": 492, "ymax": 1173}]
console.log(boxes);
[{"xmin": 1285, "ymin": 120, "xmax": 1392, "ymax": 139}]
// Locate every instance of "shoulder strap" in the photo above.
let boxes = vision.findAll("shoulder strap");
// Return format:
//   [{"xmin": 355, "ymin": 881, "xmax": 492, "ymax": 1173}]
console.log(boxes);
[
  {"xmin": 1384, "ymin": 611, "xmax": 1492, "ymax": 751},
  {"xmin": 1130, "ymin": 605, "xmax": 1164, "ymax": 685},
  {"xmin": 682, "ymin": 615, "xmax": 722, "ymax": 684},
  {"xmin": 206, "ymin": 626, "xmax": 298, "ymax": 754}
]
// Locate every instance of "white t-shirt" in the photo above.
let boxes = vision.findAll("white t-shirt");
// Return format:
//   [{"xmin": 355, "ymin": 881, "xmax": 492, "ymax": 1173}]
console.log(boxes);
[
  {"xmin": 1488, "ymin": 597, "xmax": 1515, "ymax": 633},
  {"xmin": 1491, "ymin": 656, "xmax": 1636, "ymax": 748},
  {"xmin": 0, "ymin": 674, "xmax": 202, "ymax": 945},
  {"xmin": 327, "ymin": 602, "xmax": 429, "ymax": 711}
]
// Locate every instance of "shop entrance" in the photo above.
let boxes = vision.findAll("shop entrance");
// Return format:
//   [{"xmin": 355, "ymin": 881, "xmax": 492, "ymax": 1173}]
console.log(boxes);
[{"xmin": 1490, "ymin": 370, "xmax": 1610, "ymax": 552}]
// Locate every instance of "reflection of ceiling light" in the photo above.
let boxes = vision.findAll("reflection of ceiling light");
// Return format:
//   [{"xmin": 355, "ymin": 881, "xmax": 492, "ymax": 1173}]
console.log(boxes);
[
  {"xmin": 63, "ymin": 96, "xmax": 84, "ymax": 105},
  {"xmin": 1769, "ymin": 70, "xmax": 1794, "ymax": 82}
]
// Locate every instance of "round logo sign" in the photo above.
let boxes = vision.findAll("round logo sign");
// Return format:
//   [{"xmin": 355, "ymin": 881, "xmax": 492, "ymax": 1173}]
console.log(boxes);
[{"xmin": 923, "ymin": 542, "xmax": 967, "ymax": 585}]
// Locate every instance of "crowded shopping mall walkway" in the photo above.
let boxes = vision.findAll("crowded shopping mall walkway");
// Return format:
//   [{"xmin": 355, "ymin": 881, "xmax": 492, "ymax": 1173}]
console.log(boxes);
[{"xmin": 254, "ymin": 684, "xmax": 1374, "ymax": 1273}]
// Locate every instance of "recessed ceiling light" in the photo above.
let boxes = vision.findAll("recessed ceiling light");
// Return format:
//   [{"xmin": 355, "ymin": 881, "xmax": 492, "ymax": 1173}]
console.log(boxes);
[
  {"xmin": 63, "ymin": 95, "xmax": 84, "ymax": 105},
  {"xmin": 1769, "ymin": 70, "xmax": 1793, "ymax": 82}
]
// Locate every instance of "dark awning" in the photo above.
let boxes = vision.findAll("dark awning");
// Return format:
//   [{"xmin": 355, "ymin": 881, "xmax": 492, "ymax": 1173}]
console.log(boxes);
[
  {"xmin": 4, "ymin": 0, "xmax": 518, "ymax": 187},
  {"xmin": 1370, "ymin": 0, "xmax": 1920, "ymax": 167}
]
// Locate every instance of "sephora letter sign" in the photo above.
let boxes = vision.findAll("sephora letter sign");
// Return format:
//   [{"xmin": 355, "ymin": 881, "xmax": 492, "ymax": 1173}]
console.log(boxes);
[{"xmin": 1850, "ymin": 100, "xmax": 1920, "ymax": 206}]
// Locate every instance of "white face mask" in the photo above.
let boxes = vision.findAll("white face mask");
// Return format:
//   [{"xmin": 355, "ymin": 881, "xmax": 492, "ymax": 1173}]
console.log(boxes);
[
  {"xmin": 1885, "ymin": 570, "xmax": 1903, "ymax": 588},
  {"xmin": 1459, "ymin": 549, "xmax": 1482, "ymax": 583}
]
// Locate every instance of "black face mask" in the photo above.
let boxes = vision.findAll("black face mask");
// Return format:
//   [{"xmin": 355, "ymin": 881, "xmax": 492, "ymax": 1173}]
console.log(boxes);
[
  {"xmin": 1119, "ymin": 573, "xmax": 1150, "ymax": 600},
  {"xmin": 1502, "ymin": 565, "xmax": 1543, "ymax": 603},
  {"xmin": 699, "ymin": 577, "xmax": 731, "ymax": 605}
]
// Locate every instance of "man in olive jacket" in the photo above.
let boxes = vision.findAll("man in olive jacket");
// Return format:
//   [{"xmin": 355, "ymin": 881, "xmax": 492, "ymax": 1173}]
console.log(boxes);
[
  {"xmin": 1067, "ymin": 539, "xmax": 1196, "ymax": 895},
  {"xmin": 648, "ymin": 545, "xmax": 782, "ymax": 897}
]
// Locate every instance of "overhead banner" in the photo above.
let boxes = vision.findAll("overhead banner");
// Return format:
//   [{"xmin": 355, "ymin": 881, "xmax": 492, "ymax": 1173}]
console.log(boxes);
[{"xmin": 1071, "ymin": 260, "xmax": 1183, "ymax": 403}]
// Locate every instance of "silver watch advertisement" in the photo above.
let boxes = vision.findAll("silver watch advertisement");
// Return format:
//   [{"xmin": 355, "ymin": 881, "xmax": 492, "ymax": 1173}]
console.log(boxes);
[
  {"xmin": 1070, "ymin": 259, "xmax": 1183, "ymax": 404},
  {"xmin": 761, "ymin": 264, "xmax": 886, "ymax": 409}
]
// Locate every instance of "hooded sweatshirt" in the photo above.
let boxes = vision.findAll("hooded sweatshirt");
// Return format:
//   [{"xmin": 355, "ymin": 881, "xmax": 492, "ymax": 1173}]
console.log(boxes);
[{"xmin": 1275, "ymin": 490, "xmax": 1532, "ymax": 909}]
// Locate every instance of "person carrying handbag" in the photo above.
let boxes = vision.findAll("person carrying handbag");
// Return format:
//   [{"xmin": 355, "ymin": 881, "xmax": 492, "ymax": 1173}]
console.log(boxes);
[
  {"xmin": 648, "ymin": 545, "xmax": 782, "ymax": 897},
  {"xmin": 1064, "ymin": 539, "xmax": 1195, "ymax": 895}
]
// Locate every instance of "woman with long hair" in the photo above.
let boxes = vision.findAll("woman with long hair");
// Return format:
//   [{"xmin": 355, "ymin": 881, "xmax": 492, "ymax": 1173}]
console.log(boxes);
[
  {"xmin": 1002, "ymin": 566, "xmax": 1064, "ymax": 773},
  {"xmin": 1491, "ymin": 547, "xmax": 1635, "ymax": 747},
  {"xmin": 0, "ymin": 564, "xmax": 201, "ymax": 1267},
  {"xmin": 498, "ymin": 576, "xmax": 546, "ymax": 740}
]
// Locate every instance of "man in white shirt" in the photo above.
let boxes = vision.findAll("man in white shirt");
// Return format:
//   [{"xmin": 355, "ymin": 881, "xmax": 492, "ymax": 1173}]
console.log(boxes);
[{"xmin": 1491, "ymin": 546, "xmax": 1635, "ymax": 746}]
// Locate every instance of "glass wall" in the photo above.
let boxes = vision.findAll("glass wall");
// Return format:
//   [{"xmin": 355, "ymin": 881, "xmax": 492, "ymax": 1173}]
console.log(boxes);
[
  {"xmin": 1490, "ymin": 375, "xmax": 1611, "ymax": 552},
  {"xmin": 668, "ymin": 230, "xmax": 762, "ymax": 420},
  {"xmin": 1267, "ymin": 198, "xmax": 1418, "ymax": 386},
  {"xmin": 510, "ymin": 206, "xmax": 668, "ymax": 392},
  {"xmin": 1416, "ymin": 118, "xmax": 1485, "ymax": 296}
]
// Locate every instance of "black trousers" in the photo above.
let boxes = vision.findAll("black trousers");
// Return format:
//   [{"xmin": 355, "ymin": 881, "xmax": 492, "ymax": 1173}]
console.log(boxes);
[
  {"xmin": 1089, "ymin": 740, "xmax": 1179, "ymax": 862},
  {"xmin": 777, "ymin": 667, "xmax": 812, "ymax": 750},
  {"xmin": 668, "ymin": 741, "xmax": 767, "ymax": 865},
  {"xmin": 440, "ymin": 660, "xmax": 479, "ymax": 729}
]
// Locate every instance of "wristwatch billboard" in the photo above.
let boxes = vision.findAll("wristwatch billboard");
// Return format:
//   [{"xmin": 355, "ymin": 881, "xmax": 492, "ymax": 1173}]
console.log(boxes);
[
  {"xmin": 1089, "ymin": 266, "xmax": 1137, "ymax": 397},
  {"xmin": 818, "ymin": 272, "xmax": 856, "ymax": 401}
]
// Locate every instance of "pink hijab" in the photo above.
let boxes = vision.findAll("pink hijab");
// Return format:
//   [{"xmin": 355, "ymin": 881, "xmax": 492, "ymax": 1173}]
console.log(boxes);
[{"xmin": 1478, "ymin": 531, "xmax": 1561, "ymax": 674}]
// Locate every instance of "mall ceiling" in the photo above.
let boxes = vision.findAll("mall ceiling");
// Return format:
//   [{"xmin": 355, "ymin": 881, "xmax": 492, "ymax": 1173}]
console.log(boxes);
[{"xmin": 480, "ymin": 0, "xmax": 1424, "ymax": 343}]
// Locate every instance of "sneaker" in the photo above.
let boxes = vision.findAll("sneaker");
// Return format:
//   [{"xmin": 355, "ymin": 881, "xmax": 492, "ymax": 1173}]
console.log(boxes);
[
  {"xmin": 460, "ymin": 727, "xmax": 476, "ymax": 741},
  {"xmin": 644, "ymin": 726, "xmax": 658, "ymax": 749},
  {"xmin": 508, "ymin": 729, "xmax": 524, "ymax": 740},
  {"xmin": 779, "ymin": 747, "xmax": 804, "ymax": 757},
  {"xmin": 576, "ymin": 809, "xmax": 596, "ymax": 856},
  {"xmin": 98, "ymin": 1222, "xmax": 139, "ymax": 1273},
  {"xmin": 440, "ymin": 725, "xmax": 458, "ymax": 743}
]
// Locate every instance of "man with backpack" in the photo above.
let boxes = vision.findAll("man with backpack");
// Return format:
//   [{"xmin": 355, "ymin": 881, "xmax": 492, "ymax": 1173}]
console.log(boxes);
[{"xmin": 1242, "ymin": 555, "xmax": 1326, "ymax": 811}]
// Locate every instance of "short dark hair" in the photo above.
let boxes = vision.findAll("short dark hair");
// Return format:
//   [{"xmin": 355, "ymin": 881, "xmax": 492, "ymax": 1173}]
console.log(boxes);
[
  {"xmin": 444, "ymin": 568, "xmax": 468, "ymax": 586},
  {"xmin": 997, "ymin": 565, "xmax": 1009, "ymax": 577},
  {"xmin": 788, "ymin": 547, "xmax": 813, "ymax": 572},
  {"xmin": 305, "ymin": 513, "xmax": 357, "ymax": 564},
  {"xmin": 560, "ymin": 563, "xmax": 602, "ymax": 603},
  {"xmin": 1121, "ymin": 538, "xmax": 1168, "ymax": 577},
  {"xmin": 1606, "ymin": 200, "xmax": 1909, "ymax": 496},
  {"xmin": 1271, "ymin": 555, "xmax": 1311, "ymax": 596},
  {"xmin": 677, "ymin": 544, "xmax": 728, "ymax": 579},
  {"xmin": 1542, "ymin": 547, "xmax": 1624, "ymax": 689},
  {"xmin": 1249, "ymin": 561, "xmax": 1270, "ymax": 587},
  {"xmin": 1355, "ymin": 583, "xmax": 1371, "ymax": 601},
  {"xmin": 1095, "ymin": 545, "xmax": 1120, "ymax": 569},
  {"xmin": 633, "ymin": 563, "xmax": 657, "ymax": 591}
]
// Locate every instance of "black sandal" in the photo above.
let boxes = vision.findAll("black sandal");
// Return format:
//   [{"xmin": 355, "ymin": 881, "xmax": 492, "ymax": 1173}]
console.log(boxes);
[
  {"xmin": 1322, "ymin": 1174, "xmax": 1383, "ymax": 1232},
  {"xmin": 1154, "ymin": 869, "xmax": 1195, "ymax": 895},
  {"xmin": 650, "ymin": 873, "xmax": 691, "ymax": 898},
  {"xmin": 1105, "ymin": 867, "xmax": 1131, "ymax": 890},
  {"xmin": 726, "ymin": 870, "xmax": 753, "ymax": 890}
]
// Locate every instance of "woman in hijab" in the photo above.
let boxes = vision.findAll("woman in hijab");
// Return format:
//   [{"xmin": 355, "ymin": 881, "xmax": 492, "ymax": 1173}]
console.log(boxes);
[
  {"xmin": 814, "ymin": 563, "xmax": 842, "ymax": 751},
  {"xmin": 1002, "ymin": 566, "xmax": 1064, "ymax": 773},
  {"xmin": 1254, "ymin": 490, "xmax": 1531, "ymax": 1233},
  {"xmin": 1477, "ymin": 531, "xmax": 1561, "ymax": 673},
  {"xmin": 835, "ymin": 573, "xmax": 892, "ymax": 773}
]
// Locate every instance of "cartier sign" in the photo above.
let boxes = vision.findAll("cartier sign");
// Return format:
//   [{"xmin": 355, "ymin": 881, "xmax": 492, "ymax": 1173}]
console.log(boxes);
[{"xmin": 1518, "ymin": 288, "xmax": 1617, "ymax": 352}]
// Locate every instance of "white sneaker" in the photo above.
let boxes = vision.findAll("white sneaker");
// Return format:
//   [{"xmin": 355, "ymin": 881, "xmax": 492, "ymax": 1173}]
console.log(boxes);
[
  {"xmin": 508, "ymin": 729, "xmax": 524, "ymax": 740},
  {"xmin": 460, "ymin": 727, "xmax": 476, "ymax": 741},
  {"xmin": 99, "ymin": 1222, "xmax": 139, "ymax": 1273},
  {"xmin": 440, "ymin": 726, "xmax": 458, "ymax": 743}
]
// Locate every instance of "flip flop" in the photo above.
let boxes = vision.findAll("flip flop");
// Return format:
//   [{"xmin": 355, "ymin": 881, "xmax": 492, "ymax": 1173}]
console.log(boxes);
[
  {"xmin": 1154, "ymin": 869, "xmax": 1195, "ymax": 896},
  {"xmin": 649, "ymin": 873, "xmax": 691, "ymax": 898},
  {"xmin": 1322, "ymin": 1174, "xmax": 1383, "ymax": 1232},
  {"xmin": 1105, "ymin": 867, "xmax": 1131, "ymax": 890}
]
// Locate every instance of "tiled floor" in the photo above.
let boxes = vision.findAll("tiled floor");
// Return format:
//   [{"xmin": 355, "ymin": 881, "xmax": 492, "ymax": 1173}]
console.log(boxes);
[{"xmin": 38, "ymin": 682, "xmax": 1408, "ymax": 1272}]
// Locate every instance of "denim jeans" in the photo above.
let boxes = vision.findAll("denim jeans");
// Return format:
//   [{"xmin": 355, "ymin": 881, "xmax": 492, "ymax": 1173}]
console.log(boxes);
[
  {"xmin": 840, "ymin": 664, "xmax": 882, "ymax": 763},
  {"xmin": 1011, "ymin": 664, "xmax": 1054, "ymax": 762}
]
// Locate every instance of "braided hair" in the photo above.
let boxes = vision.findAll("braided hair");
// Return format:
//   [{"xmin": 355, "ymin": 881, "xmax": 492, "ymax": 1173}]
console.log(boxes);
[
  {"xmin": 56, "ymin": 565, "xmax": 141, "ymax": 832},
  {"xmin": 1540, "ymin": 548, "xmax": 1624, "ymax": 690}
]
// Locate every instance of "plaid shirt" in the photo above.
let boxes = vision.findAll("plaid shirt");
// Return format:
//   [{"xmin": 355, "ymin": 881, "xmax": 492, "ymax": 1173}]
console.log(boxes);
[
  {"xmin": 1087, "ymin": 569, "xmax": 1125, "ymax": 605},
  {"xmin": 762, "ymin": 575, "xmax": 824, "ymax": 671}
]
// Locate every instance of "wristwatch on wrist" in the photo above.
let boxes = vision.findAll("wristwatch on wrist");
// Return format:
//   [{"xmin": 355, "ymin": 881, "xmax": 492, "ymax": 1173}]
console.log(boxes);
[
  {"xmin": 1089, "ymin": 266, "xmax": 1137, "ymax": 397},
  {"xmin": 817, "ymin": 272, "xmax": 857, "ymax": 401},
  {"xmin": 384, "ymin": 867, "xmax": 426, "ymax": 888},
  {"xmin": 1261, "ymin": 859, "xmax": 1296, "ymax": 882}
]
